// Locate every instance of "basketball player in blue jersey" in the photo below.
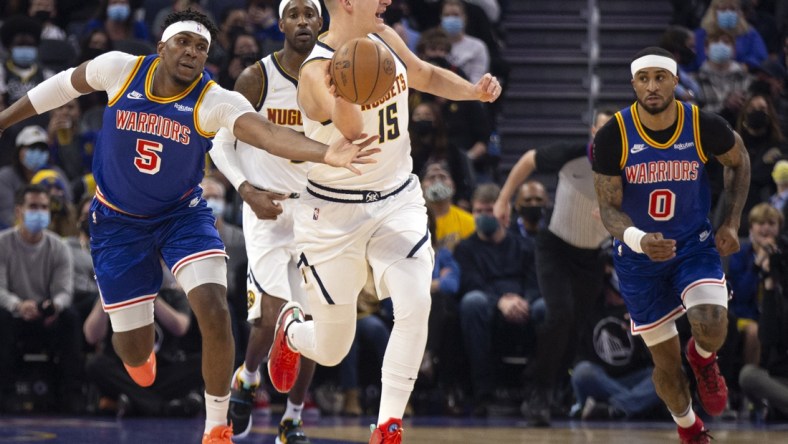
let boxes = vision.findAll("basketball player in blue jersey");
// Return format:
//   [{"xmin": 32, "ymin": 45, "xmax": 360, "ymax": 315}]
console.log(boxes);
[
  {"xmin": 264, "ymin": 1, "xmax": 501, "ymax": 443},
  {"xmin": 592, "ymin": 47, "xmax": 750, "ymax": 444},
  {"xmin": 210, "ymin": 0, "xmax": 323, "ymax": 441},
  {"xmin": 0, "ymin": 9, "xmax": 379, "ymax": 444}
]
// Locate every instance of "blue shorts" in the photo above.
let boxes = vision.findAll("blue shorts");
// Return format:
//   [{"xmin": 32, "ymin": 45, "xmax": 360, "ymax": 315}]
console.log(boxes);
[
  {"xmin": 89, "ymin": 189, "xmax": 226, "ymax": 309},
  {"xmin": 613, "ymin": 226, "xmax": 724, "ymax": 331}
]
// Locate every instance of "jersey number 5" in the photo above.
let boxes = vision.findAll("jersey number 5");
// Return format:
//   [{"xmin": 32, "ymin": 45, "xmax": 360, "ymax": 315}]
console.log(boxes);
[
  {"xmin": 134, "ymin": 139, "xmax": 163, "ymax": 175},
  {"xmin": 648, "ymin": 189, "xmax": 676, "ymax": 221}
]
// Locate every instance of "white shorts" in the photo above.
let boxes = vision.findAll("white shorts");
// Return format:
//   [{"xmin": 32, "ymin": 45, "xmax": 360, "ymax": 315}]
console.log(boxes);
[
  {"xmin": 294, "ymin": 175, "xmax": 432, "ymax": 306},
  {"xmin": 243, "ymin": 199, "xmax": 309, "ymax": 320}
]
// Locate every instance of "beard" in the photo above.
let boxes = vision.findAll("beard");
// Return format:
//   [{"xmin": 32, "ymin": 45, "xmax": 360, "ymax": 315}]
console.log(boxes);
[{"xmin": 637, "ymin": 95, "xmax": 673, "ymax": 115}]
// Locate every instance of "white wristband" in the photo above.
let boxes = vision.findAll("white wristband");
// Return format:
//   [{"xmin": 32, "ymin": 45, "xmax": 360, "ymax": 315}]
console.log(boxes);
[
  {"xmin": 28, "ymin": 68, "xmax": 84, "ymax": 114},
  {"xmin": 623, "ymin": 227, "xmax": 646, "ymax": 254}
]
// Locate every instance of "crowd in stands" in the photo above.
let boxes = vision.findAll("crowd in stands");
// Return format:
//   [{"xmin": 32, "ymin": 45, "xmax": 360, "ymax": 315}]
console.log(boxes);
[{"xmin": 7, "ymin": 0, "xmax": 788, "ymax": 431}]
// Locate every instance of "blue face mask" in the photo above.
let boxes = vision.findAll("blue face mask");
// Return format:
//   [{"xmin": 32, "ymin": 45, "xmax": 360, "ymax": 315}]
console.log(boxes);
[
  {"xmin": 11, "ymin": 46, "xmax": 38, "ymax": 66},
  {"xmin": 708, "ymin": 41, "xmax": 733, "ymax": 63},
  {"xmin": 107, "ymin": 3, "xmax": 131, "ymax": 21},
  {"xmin": 205, "ymin": 198, "xmax": 225, "ymax": 219},
  {"xmin": 21, "ymin": 148, "xmax": 49, "ymax": 171},
  {"xmin": 717, "ymin": 10, "xmax": 738, "ymax": 29},
  {"xmin": 475, "ymin": 214, "xmax": 499, "ymax": 237},
  {"xmin": 441, "ymin": 16, "xmax": 464, "ymax": 36},
  {"xmin": 23, "ymin": 209, "xmax": 50, "ymax": 233}
]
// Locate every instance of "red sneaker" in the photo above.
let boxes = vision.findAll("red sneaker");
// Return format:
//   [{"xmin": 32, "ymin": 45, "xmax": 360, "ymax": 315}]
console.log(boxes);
[
  {"xmin": 685, "ymin": 337, "xmax": 728, "ymax": 416},
  {"xmin": 267, "ymin": 302, "xmax": 303, "ymax": 393},
  {"xmin": 369, "ymin": 418, "xmax": 403, "ymax": 444},
  {"xmin": 677, "ymin": 416, "xmax": 712, "ymax": 444}
]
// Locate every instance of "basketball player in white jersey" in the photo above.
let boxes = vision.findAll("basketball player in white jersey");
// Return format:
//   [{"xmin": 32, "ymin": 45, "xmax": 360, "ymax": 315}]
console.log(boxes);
[
  {"xmin": 266, "ymin": 1, "xmax": 501, "ymax": 442},
  {"xmin": 210, "ymin": 0, "xmax": 322, "ymax": 442}
]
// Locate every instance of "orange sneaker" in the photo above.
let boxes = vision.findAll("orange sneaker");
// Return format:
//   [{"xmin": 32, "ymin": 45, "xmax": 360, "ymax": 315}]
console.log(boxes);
[
  {"xmin": 123, "ymin": 352, "xmax": 156, "ymax": 387},
  {"xmin": 369, "ymin": 418, "xmax": 403, "ymax": 444},
  {"xmin": 202, "ymin": 425, "xmax": 233, "ymax": 444},
  {"xmin": 267, "ymin": 301, "xmax": 303, "ymax": 393}
]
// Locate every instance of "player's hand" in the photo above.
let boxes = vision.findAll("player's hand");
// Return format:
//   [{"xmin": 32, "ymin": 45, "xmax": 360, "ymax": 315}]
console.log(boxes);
[
  {"xmin": 475, "ymin": 73, "xmax": 502, "ymax": 103},
  {"xmin": 239, "ymin": 181, "xmax": 286, "ymax": 220},
  {"xmin": 324, "ymin": 133, "xmax": 380, "ymax": 175},
  {"xmin": 641, "ymin": 232, "xmax": 676, "ymax": 262},
  {"xmin": 715, "ymin": 224, "xmax": 741, "ymax": 257},
  {"xmin": 493, "ymin": 198, "xmax": 511, "ymax": 229}
]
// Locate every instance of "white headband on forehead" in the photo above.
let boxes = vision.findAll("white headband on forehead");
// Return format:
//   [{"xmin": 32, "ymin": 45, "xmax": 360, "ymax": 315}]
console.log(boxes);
[
  {"xmin": 279, "ymin": 0, "xmax": 322, "ymax": 18},
  {"xmin": 161, "ymin": 20, "xmax": 212, "ymax": 46},
  {"xmin": 630, "ymin": 55, "xmax": 677, "ymax": 77}
]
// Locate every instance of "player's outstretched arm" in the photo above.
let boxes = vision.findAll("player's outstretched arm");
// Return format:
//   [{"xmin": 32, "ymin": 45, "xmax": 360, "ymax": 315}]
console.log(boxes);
[
  {"xmin": 494, "ymin": 149, "xmax": 536, "ymax": 228},
  {"xmin": 715, "ymin": 131, "xmax": 751, "ymax": 256}
]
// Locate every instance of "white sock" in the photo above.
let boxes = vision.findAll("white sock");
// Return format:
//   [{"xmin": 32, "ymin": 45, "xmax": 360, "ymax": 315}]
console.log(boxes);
[
  {"xmin": 240, "ymin": 364, "xmax": 260, "ymax": 386},
  {"xmin": 695, "ymin": 341, "xmax": 713, "ymax": 359},
  {"xmin": 204, "ymin": 392, "xmax": 230, "ymax": 434},
  {"xmin": 283, "ymin": 398, "xmax": 304, "ymax": 422},
  {"xmin": 378, "ymin": 384, "xmax": 411, "ymax": 425},
  {"xmin": 671, "ymin": 402, "xmax": 696, "ymax": 428}
]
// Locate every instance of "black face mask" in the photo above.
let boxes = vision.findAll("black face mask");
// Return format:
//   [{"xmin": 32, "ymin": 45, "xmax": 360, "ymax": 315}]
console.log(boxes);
[
  {"xmin": 33, "ymin": 10, "xmax": 51, "ymax": 22},
  {"xmin": 518, "ymin": 206, "xmax": 544, "ymax": 225},
  {"xmin": 411, "ymin": 120, "xmax": 434, "ymax": 136},
  {"xmin": 238, "ymin": 52, "xmax": 259, "ymax": 68},
  {"xmin": 745, "ymin": 110, "xmax": 770, "ymax": 130},
  {"xmin": 677, "ymin": 46, "xmax": 696, "ymax": 66}
]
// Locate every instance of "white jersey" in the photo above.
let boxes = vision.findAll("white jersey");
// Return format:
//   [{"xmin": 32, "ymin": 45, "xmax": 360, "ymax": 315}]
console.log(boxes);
[
  {"xmin": 231, "ymin": 53, "xmax": 310, "ymax": 193},
  {"xmin": 301, "ymin": 33, "xmax": 412, "ymax": 191}
]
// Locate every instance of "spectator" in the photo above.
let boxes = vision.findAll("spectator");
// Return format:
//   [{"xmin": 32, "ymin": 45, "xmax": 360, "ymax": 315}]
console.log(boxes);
[
  {"xmin": 421, "ymin": 161, "xmax": 475, "ymax": 251},
  {"xmin": 691, "ymin": 0, "xmax": 768, "ymax": 72},
  {"xmin": 0, "ymin": 184, "xmax": 81, "ymax": 413},
  {"xmin": 65, "ymin": 195, "xmax": 98, "ymax": 322},
  {"xmin": 695, "ymin": 29, "xmax": 751, "ymax": 121},
  {"xmin": 0, "ymin": 15, "xmax": 51, "ymax": 110},
  {"xmin": 47, "ymin": 99, "xmax": 97, "ymax": 182},
  {"xmin": 742, "ymin": 0, "xmax": 781, "ymax": 57},
  {"xmin": 83, "ymin": 282, "xmax": 204, "ymax": 417},
  {"xmin": 30, "ymin": 168, "xmax": 76, "ymax": 237},
  {"xmin": 659, "ymin": 25, "xmax": 705, "ymax": 105},
  {"xmin": 217, "ymin": 31, "xmax": 260, "ymax": 90},
  {"xmin": 439, "ymin": 0, "xmax": 489, "ymax": 84},
  {"xmin": 410, "ymin": 101, "xmax": 475, "ymax": 206},
  {"xmin": 247, "ymin": 0, "xmax": 283, "ymax": 54},
  {"xmin": 82, "ymin": 0, "xmax": 150, "ymax": 43},
  {"xmin": 770, "ymin": 160, "xmax": 788, "ymax": 213},
  {"xmin": 28, "ymin": 0, "xmax": 67, "ymax": 40},
  {"xmin": 510, "ymin": 180, "xmax": 550, "ymax": 243},
  {"xmin": 384, "ymin": 0, "xmax": 421, "ymax": 53},
  {"xmin": 454, "ymin": 183, "xmax": 537, "ymax": 416}
]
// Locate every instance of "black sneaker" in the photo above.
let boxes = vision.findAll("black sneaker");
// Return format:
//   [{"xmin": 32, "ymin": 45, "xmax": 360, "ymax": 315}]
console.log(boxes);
[
  {"xmin": 276, "ymin": 419, "xmax": 310, "ymax": 444},
  {"xmin": 228, "ymin": 367, "xmax": 258, "ymax": 439},
  {"xmin": 523, "ymin": 387, "xmax": 551, "ymax": 427}
]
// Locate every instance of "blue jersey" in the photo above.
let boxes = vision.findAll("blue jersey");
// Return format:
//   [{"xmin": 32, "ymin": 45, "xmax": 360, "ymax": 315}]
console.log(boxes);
[
  {"xmin": 616, "ymin": 101, "xmax": 711, "ymax": 243},
  {"xmin": 93, "ymin": 55, "xmax": 216, "ymax": 216}
]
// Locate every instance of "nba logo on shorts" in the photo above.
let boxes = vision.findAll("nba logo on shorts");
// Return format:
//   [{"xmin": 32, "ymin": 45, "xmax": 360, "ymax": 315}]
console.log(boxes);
[{"xmin": 313, "ymin": 208, "xmax": 320, "ymax": 220}]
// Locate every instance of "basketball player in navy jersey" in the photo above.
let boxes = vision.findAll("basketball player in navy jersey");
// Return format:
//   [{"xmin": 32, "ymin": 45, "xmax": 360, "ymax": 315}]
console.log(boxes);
[
  {"xmin": 210, "ymin": 0, "xmax": 323, "ymax": 441},
  {"xmin": 0, "ymin": 9, "xmax": 377, "ymax": 444},
  {"xmin": 592, "ymin": 47, "xmax": 750, "ymax": 444}
]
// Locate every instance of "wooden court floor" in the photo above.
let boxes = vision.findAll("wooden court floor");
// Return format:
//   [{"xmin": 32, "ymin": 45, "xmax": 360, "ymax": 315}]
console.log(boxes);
[{"xmin": 3, "ymin": 415, "xmax": 788, "ymax": 443}]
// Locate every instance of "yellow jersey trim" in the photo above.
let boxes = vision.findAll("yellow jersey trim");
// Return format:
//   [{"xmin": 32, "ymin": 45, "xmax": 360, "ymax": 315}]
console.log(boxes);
[
  {"xmin": 631, "ymin": 101, "xmax": 684, "ymax": 149},
  {"xmin": 692, "ymin": 105, "xmax": 707, "ymax": 163},
  {"xmin": 194, "ymin": 80, "xmax": 217, "ymax": 138},
  {"xmin": 145, "ymin": 58, "xmax": 203, "ymax": 104},
  {"xmin": 615, "ymin": 112, "xmax": 628, "ymax": 170}
]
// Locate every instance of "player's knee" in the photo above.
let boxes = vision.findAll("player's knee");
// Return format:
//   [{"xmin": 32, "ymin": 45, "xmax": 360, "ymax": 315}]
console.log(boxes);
[
  {"xmin": 687, "ymin": 304, "xmax": 728, "ymax": 349},
  {"xmin": 319, "ymin": 337, "xmax": 354, "ymax": 367}
]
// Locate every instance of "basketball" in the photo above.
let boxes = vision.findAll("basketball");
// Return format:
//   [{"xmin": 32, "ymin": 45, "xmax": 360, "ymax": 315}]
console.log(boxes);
[{"xmin": 330, "ymin": 38, "xmax": 397, "ymax": 106}]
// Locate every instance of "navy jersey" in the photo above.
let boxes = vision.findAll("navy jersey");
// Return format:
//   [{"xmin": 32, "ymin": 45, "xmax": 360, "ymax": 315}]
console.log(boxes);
[
  {"xmin": 616, "ymin": 101, "xmax": 711, "ymax": 242},
  {"xmin": 94, "ymin": 55, "xmax": 216, "ymax": 216}
]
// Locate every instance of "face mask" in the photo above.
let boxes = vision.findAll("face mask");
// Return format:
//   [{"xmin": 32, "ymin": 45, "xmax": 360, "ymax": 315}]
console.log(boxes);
[
  {"xmin": 745, "ymin": 109, "xmax": 770, "ymax": 130},
  {"xmin": 475, "ymin": 214, "xmax": 499, "ymax": 237},
  {"xmin": 11, "ymin": 46, "xmax": 38, "ymax": 66},
  {"xmin": 411, "ymin": 120, "xmax": 434, "ymax": 136},
  {"xmin": 707, "ymin": 42, "xmax": 733, "ymax": 63},
  {"xmin": 33, "ymin": 10, "xmax": 52, "ymax": 22},
  {"xmin": 717, "ymin": 10, "xmax": 738, "ymax": 29},
  {"xmin": 441, "ymin": 16, "xmax": 463, "ymax": 36},
  {"xmin": 107, "ymin": 4, "xmax": 131, "ymax": 21},
  {"xmin": 424, "ymin": 182, "xmax": 453, "ymax": 202},
  {"xmin": 206, "ymin": 198, "xmax": 225, "ymax": 218},
  {"xmin": 238, "ymin": 52, "xmax": 259, "ymax": 68},
  {"xmin": 21, "ymin": 148, "xmax": 49, "ymax": 171},
  {"xmin": 23, "ymin": 209, "xmax": 50, "ymax": 233},
  {"xmin": 518, "ymin": 206, "xmax": 544, "ymax": 225},
  {"xmin": 678, "ymin": 46, "xmax": 696, "ymax": 66}
]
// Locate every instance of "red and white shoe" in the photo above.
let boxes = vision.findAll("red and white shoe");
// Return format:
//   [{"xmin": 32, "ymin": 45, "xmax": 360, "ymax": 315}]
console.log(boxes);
[
  {"xmin": 267, "ymin": 301, "xmax": 304, "ymax": 393},
  {"xmin": 686, "ymin": 337, "xmax": 728, "ymax": 416},
  {"xmin": 677, "ymin": 415, "xmax": 712, "ymax": 444},
  {"xmin": 369, "ymin": 418, "xmax": 403, "ymax": 444}
]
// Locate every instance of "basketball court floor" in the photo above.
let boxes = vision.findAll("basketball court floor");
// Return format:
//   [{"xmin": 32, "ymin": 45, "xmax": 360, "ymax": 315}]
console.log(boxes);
[{"xmin": 2, "ymin": 414, "xmax": 788, "ymax": 443}]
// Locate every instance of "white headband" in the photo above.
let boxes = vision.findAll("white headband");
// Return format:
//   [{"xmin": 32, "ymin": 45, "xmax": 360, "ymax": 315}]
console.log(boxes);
[
  {"xmin": 161, "ymin": 20, "xmax": 212, "ymax": 47},
  {"xmin": 630, "ymin": 55, "xmax": 677, "ymax": 77},
  {"xmin": 279, "ymin": 0, "xmax": 322, "ymax": 18}
]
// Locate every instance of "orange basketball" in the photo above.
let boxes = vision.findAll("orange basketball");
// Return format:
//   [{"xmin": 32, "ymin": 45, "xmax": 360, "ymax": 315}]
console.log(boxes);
[{"xmin": 330, "ymin": 38, "xmax": 397, "ymax": 106}]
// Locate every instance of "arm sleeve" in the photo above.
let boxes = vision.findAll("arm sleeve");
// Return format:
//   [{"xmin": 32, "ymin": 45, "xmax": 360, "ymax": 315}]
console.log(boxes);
[
  {"xmin": 209, "ymin": 127, "xmax": 247, "ymax": 191},
  {"xmin": 84, "ymin": 51, "xmax": 141, "ymax": 96},
  {"xmin": 591, "ymin": 117, "xmax": 625, "ymax": 176},
  {"xmin": 534, "ymin": 141, "xmax": 587, "ymax": 174},
  {"xmin": 196, "ymin": 86, "xmax": 255, "ymax": 136},
  {"xmin": 50, "ymin": 237, "xmax": 74, "ymax": 311},
  {"xmin": 697, "ymin": 110, "xmax": 737, "ymax": 157}
]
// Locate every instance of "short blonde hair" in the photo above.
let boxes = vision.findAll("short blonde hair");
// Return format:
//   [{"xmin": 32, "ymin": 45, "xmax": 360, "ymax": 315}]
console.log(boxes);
[{"xmin": 748, "ymin": 202, "xmax": 783, "ymax": 228}]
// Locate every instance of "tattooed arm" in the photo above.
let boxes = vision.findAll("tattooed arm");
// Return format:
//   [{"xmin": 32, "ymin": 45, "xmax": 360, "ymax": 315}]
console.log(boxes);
[{"xmin": 714, "ymin": 131, "xmax": 750, "ymax": 256}]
